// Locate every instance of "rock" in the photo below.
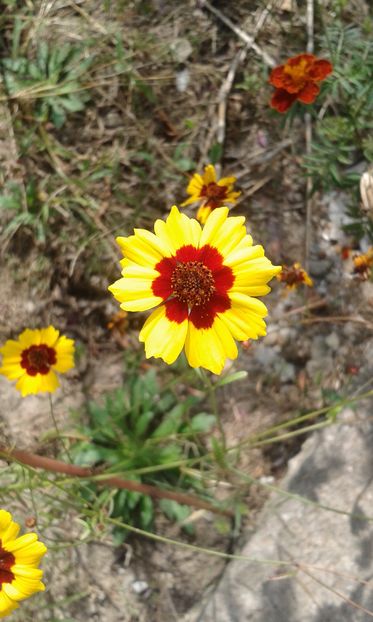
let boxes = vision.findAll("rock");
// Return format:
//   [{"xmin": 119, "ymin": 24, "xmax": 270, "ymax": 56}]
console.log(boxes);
[
  {"xmin": 309, "ymin": 257, "xmax": 333, "ymax": 277},
  {"xmin": 325, "ymin": 332, "xmax": 340, "ymax": 351},
  {"xmin": 194, "ymin": 408, "xmax": 373, "ymax": 622},
  {"xmin": 170, "ymin": 38, "xmax": 193, "ymax": 63}
]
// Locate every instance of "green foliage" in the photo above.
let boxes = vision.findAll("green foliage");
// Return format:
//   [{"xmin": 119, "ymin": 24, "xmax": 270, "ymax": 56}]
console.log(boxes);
[
  {"xmin": 2, "ymin": 41, "xmax": 92, "ymax": 128},
  {"xmin": 303, "ymin": 22, "xmax": 373, "ymax": 240},
  {"xmin": 71, "ymin": 369, "xmax": 216, "ymax": 541},
  {"xmin": 0, "ymin": 180, "xmax": 50, "ymax": 243}
]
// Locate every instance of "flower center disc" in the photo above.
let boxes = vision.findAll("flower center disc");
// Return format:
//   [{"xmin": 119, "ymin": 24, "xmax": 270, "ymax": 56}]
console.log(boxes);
[
  {"xmin": 284, "ymin": 59, "xmax": 309, "ymax": 87},
  {"xmin": 21, "ymin": 344, "xmax": 57, "ymax": 376},
  {"xmin": 202, "ymin": 182, "xmax": 227, "ymax": 202},
  {"xmin": 171, "ymin": 261, "xmax": 215, "ymax": 307},
  {"xmin": 0, "ymin": 543, "xmax": 15, "ymax": 586}
]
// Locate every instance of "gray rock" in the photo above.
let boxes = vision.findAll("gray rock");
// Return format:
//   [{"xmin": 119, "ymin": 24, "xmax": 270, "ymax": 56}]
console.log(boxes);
[{"xmin": 195, "ymin": 408, "xmax": 373, "ymax": 622}]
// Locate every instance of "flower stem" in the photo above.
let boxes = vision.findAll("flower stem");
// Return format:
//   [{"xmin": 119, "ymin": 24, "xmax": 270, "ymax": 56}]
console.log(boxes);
[
  {"xmin": 199, "ymin": 368, "xmax": 227, "ymax": 450},
  {"xmin": 48, "ymin": 394, "xmax": 72, "ymax": 462}
]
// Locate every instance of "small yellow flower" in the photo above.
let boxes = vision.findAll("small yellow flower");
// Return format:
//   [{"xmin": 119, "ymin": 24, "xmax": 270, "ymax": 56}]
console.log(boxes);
[
  {"xmin": 353, "ymin": 248, "xmax": 373, "ymax": 280},
  {"xmin": 277, "ymin": 262, "xmax": 313, "ymax": 290},
  {"xmin": 0, "ymin": 326, "xmax": 75, "ymax": 397},
  {"xmin": 109, "ymin": 206, "xmax": 281, "ymax": 374},
  {"xmin": 0, "ymin": 509, "xmax": 47, "ymax": 617},
  {"xmin": 181, "ymin": 164, "xmax": 241, "ymax": 224}
]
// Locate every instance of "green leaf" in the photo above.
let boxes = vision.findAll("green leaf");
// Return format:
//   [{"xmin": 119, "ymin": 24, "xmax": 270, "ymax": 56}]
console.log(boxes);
[
  {"xmin": 215, "ymin": 371, "xmax": 248, "ymax": 388},
  {"xmin": 188, "ymin": 413, "xmax": 216, "ymax": 433},
  {"xmin": 208, "ymin": 143, "xmax": 223, "ymax": 165}
]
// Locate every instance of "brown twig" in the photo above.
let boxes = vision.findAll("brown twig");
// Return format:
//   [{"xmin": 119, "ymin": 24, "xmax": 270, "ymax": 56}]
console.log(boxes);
[
  {"xmin": 0, "ymin": 445, "xmax": 233, "ymax": 518},
  {"xmin": 301, "ymin": 315, "xmax": 373, "ymax": 330},
  {"xmin": 200, "ymin": 0, "xmax": 275, "ymax": 68}
]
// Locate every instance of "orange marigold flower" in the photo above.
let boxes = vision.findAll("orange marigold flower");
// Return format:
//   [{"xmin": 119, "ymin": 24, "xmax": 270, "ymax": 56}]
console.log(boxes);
[
  {"xmin": 269, "ymin": 53, "xmax": 332, "ymax": 113},
  {"xmin": 181, "ymin": 164, "xmax": 241, "ymax": 224},
  {"xmin": 277, "ymin": 262, "xmax": 313, "ymax": 290},
  {"xmin": 353, "ymin": 248, "xmax": 373, "ymax": 280},
  {"xmin": 0, "ymin": 326, "xmax": 75, "ymax": 397}
]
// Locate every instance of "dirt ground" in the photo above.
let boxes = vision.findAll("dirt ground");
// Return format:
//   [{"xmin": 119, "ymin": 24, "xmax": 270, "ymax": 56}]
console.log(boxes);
[{"xmin": 1, "ymin": 1, "xmax": 373, "ymax": 620}]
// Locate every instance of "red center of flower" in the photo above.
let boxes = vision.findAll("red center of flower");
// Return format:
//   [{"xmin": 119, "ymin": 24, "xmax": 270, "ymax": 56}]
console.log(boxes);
[
  {"xmin": 152, "ymin": 244, "xmax": 234, "ymax": 329},
  {"xmin": 0, "ymin": 542, "xmax": 15, "ymax": 586},
  {"xmin": 200, "ymin": 182, "xmax": 228, "ymax": 207},
  {"xmin": 171, "ymin": 261, "xmax": 215, "ymax": 307},
  {"xmin": 279, "ymin": 266, "xmax": 306, "ymax": 286},
  {"xmin": 21, "ymin": 344, "xmax": 57, "ymax": 376}
]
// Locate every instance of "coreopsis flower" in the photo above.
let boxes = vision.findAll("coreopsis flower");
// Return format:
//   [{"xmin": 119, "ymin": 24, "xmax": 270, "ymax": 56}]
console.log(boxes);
[
  {"xmin": 181, "ymin": 164, "xmax": 241, "ymax": 224},
  {"xmin": 269, "ymin": 53, "xmax": 332, "ymax": 113},
  {"xmin": 109, "ymin": 206, "xmax": 280, "ymax": 374},
  {"xmin": 277, "ymin": 262, "xmax": 313, "ymax": 290},
  {"xmin": 0, "ymin": 326, "xmax": 75, "ymax": 397},
  {"xmin": 353, "ymin": 248, "xmax": 373, "ymax": 280},
  {"xmin": 0, "ymin": 509, "xmax": 47, "ymax": 617}
]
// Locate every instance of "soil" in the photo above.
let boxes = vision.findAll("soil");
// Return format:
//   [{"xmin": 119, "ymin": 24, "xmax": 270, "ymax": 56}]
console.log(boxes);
[{"xmin": 0, "ymin": 1, "xmax": 372, "ymax": 620}]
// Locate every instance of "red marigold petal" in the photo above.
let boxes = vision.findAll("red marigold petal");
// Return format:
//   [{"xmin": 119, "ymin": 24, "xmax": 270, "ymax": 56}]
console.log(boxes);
[
  {"xmin": 213, "ymin": 266, "xmax": 234, "ymax": 296},
  {"xmin": 165, "ymin": 299, "xmax": 189, "ymax": 324},
  {"xmin": 308, "ymin": 59, "xmax": 333, "ymax": 81},
  {"xmin": 199, "ymin": 245, "xmax": 224, "ymax": 271},
  {"xmin": 189, "ymin": 294, "xmax": 230, "ymax": 329},
  {"xmin": 175, "ymin": 245, "xmax": 201, "ymax": 263},
  {"xmin": 152, "ymin": 257, "xmax": 175, "ymax": 299},
  {"xmin": 269, "ymin": 65, "xmax": 286, "ymax": 88},
  {"xmin": 270, "ymin": 89, "xmax": 297, "ymax": 113},
  {"xmin": 297, "ymin": 81, "xmax": 320, "ymax": 104}
]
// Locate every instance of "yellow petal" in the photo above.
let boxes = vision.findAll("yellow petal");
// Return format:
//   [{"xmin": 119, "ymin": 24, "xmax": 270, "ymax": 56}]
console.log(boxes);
[
  {"xmin": 225, "ymin": 245, "xmax": 265, "ymax": 268},
  {"xmin": 0, "ymin": 510, "xmax": 12, "ymax": 533},
  {"xmin": 139, "ymin": 305, "xmax": 188, "ymax": 365},
  {"xmin": 108, "ymin": 278, "xmax": 162, "ymax": 311},
  {"xmin": 0, "ymin": 364, "xmax": 24, "ymax": 380},
  {"xmin": 155, "ymin": 206, "xmax": 201, "ymax": 252},
  {"xmin": 0, "ymin": 591, "xmax": 18, "ymax": 615},
  {"xmin": 12, "ymin": 565, "xmax": 43, "ymax": 580},
  {"xmin": 185, "ymin": 173, "xmax": 204, "ymax": 196},
  {"xmin": 184, "ymin": 318, "xmax": 238, "ymax": 375},
  {"xmin": 116, "ymin": 234, "xmax": 162, "ymax": 268},
  {"xmin": 39, "ymin": 370, "xmax": 59, "ymax": 393},
  {"xmin": 196, "ymin": 204, "xmax": 212, "ymax": 224},
  {"xmin": 18, "ymin": 329, "xmax": 41, "ymax": 348},
  {"xmin": 1, "ymin": 519, "xmax": 20, "ymax": 544},
  {"xmin": 15, "ymin": 374, "xmax": 42, "ymax": 397},
  {"xmin": 199, "ymin": 206, "xmax": 229, "ymax": 249},
  {"xmin": 0, "ymin": 340, "xmax": 22, "ymax": 358},
  {"xmin": 203, "ymin": 164, "xmax": 217, "ymax": 185},
  {"xmin": 208, "ymin": 215, "xmax": 246, "ymax": 256},
  {"xmin": 218, "ymin": 175, "xmax": 236, "ymax": 187},
  {"xmin": 38, "ymin": 326, "xmax": 60, "ymax": 347},
  {"xmin": 219, "ymin": 303, "xmax": 267, "ymax": 341}
]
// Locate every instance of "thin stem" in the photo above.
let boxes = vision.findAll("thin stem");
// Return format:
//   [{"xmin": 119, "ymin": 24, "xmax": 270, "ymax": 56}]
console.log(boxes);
[
  {"xmin": 48, "ymin": 394, "xmax": 72, "ymax": 462},
  {"xmin": 199, "ymin": 369, "xmax": 227, "ymax": 450}
]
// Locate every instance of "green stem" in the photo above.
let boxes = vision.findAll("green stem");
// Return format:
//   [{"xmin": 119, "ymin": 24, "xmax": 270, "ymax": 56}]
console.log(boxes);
[
  {"xmin": 48, "ymin": 394, "xmax": 72, "ymax": 462},
  {"xmin": 199, "ymin": 368, "xmax": 226, "ymax": 450}
]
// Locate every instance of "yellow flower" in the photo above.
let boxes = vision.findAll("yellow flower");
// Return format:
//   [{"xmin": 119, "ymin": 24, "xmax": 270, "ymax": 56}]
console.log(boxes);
[
  {"xmin": 277, "ymin": 262, "xmax": 313, "ymax": 290},
  {"xmin": 0, "ymin": 509, "xmax": 47, "ymax": 617},
  {"xmin": 109, "ymin": 206, "xmax": 281, "ymax": 374},
  {"xmin": 0, "ymin": 326, "xmax": 75, "ymax": 397},
  {"xmin": 181, "ymin": 164, "xmax": 241, "ymax": 224},
  {"xmin": 353, "ymin": 248, "xmax": 373, "ymax": 280}
]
